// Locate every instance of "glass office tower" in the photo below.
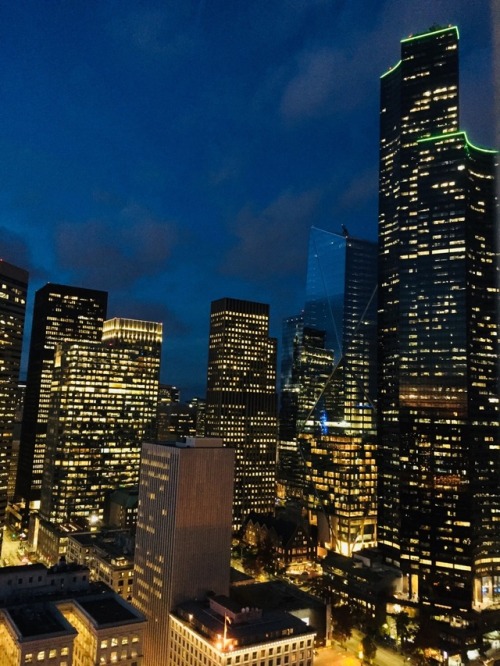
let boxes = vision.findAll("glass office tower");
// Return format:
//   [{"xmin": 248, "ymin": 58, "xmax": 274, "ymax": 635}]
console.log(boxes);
[
  {"xmin": 278, "ymin": 315, "xmax": 333, "ymax": 500},
  {"xmin": 298, "ymin": 228, "xmax": 378, "ymax": 556},
  {"xmin": 377, "ymin": 26, "xmax": 499, "ymax": 615}
]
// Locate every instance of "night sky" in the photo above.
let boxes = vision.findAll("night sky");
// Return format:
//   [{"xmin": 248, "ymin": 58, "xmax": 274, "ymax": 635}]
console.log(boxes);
[{"xmin": 0, "ymin": 1, "xmax": 494, "ymax": 399}]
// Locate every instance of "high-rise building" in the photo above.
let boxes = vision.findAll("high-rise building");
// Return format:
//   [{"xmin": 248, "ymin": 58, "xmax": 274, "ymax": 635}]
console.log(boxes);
[
  {"xmin": 133, "ymin": 438, "xmax": 234, "ymax": 664},
  {"xmin": 39, "ymin": 318, "xmax": 161, "ymax": 524},
  {"xmin": 206, "ymin": 297, "xmax": 278, "ymax": 531},
  {"xmin": 298, "ymin": 229, "xmax": 378, "ymax": 557},
  {"xmin": 17, "ymin": 284, "xmax": 107, "ymax": 504},
  {"xmin": 277, "ymin": 316, "xmax": 333, "ymax": 501},
  {"xmin": 0, "ymin": 260, "xmax": 28, "ymax": 527},
  {"xmin": 377, "ymin": 26, "xmax": 499, "ymax": 617}
]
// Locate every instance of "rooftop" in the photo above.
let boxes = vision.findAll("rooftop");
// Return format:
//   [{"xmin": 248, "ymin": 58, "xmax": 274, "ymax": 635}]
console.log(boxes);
[
  {"xmin": 174, "ymin": 597, "xmax": 314, "ymax": 648},
  {"xmin": 4, "ymin": 603, "xmax": 76, "ymax": 639},
  {"xmin": 75, "ymin": 595, "xmax": 144, "ymax": 627}
]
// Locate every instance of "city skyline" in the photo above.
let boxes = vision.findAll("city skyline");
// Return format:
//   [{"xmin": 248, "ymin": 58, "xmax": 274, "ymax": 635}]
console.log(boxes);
[{"xmin": 0, "ymin": 2, "xmax": 495, "ymax": 398}]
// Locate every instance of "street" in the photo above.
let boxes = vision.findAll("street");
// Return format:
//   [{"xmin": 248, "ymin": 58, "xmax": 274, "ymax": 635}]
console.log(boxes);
[{"xmin": 314, "ymin": 631, "xmax": 406, "ymax": 666}]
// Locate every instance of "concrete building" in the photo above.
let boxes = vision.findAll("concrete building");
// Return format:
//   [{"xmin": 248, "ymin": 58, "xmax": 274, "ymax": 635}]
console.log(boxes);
[
  {"xmin": 132, "ymin": 437, "xmax": 234, "ymax": 665},
  {"xmin": 0, "ymin": 562, "xmax": 145, "ymax": 666},
  {"xmin": 66, "ymin": 530, "xmax": 135, "ymax": 601}
]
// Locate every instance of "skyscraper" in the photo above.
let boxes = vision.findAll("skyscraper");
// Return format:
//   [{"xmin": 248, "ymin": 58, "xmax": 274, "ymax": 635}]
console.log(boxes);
[
  {"xmin": 277, "ymin": 316, "xmax": 333, "ymax": 501},
  {"xmin": 39, "ymin": 318, "xmax": 161, "ymax": 524},
  {"xmin": 377, "ymin": 26, "xmax": 499, "ymax": 615},
  {"xmin": 206, "ymin": 297, "xmax": 278, "ymax": 531},
  {"xmin": 133, "ymin": 438, "xmax": 234, "ymax": 664},
  {"xmin": 298, "ymin": 228, "xmax": 378, "ymax": 556},
  {"xmin": 16, "ymin": 284, "xmax": 108, "ymax": 504},
  {"xmin": 0, "ymin": 260, "xmax": 28, "ymax": 528}
]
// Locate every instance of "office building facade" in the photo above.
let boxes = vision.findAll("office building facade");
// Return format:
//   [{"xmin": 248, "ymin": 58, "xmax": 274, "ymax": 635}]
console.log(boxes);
[
  {"xmin": 206, "ymin": 298, "xmax": 278, "ymax": 531},
  {"xmin": 39, "ymin": 318, "xmax": 161, "ymax": 524},
  {"xmin": 298, "ymin": 228, "xmax": 378, "ymax": 556},
  {"xmin": 0, "ymin": 260, "xmax": 28, "ymax": 528},
  {"xmin": 377, "ymin": 26, "xmax": 499, "ymax": 615},
  {"xmin": 133, "ymin": 438, "xmax": 234, "ymax": 665},
  {"xmin": 17, "ymin": 283, "xmax": 108, "ymax": 504}
]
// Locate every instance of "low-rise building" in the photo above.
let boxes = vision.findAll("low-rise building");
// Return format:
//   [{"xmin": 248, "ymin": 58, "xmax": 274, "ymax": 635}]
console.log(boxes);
[
  {"xmin": 58, "ymin": 595, "xmax": 145, "ymax": 666},
  {"xmin": 241, "ymin": 513, "xmax": 315, "ymax": 568},
  {"xmin": 0, "ymin": 561, "xmax": 89, "ymax": 606},
  {"xmin": 0, "ymin": 604, "xmax": 76, "ymax": 666},
  {"xmin": 66, "ymin": 530, "xmax": 134, "ymax": 600},
  {"xmin": 168, "ymin": 595, "xmax": 316, "ymax": 666},
  {"xmin": 0, "ymin": 563, "xmax": 145, "ymax": 665}
]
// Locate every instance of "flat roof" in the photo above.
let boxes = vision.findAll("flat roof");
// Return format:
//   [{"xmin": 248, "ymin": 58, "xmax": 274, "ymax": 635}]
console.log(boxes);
[
  {"xmin": 231, "ymin": 580, "xmax": 325, "ymax": 612},
  {"xmin": 175, "ymin": 598, "xmax": 314, "ymax": 647},
  {"xmin": 4, "ymin": 604, "xmax": 76, "ymax": 639},
  {"xmin": 76, "ymin": 595, "xmax": 144, "ymax": 627}
]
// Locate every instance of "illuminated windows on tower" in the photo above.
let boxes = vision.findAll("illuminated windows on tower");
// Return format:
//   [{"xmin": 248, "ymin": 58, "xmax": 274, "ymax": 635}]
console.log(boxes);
[{"xmin": 206, "ymin": 298, "xmax": 278, "ymax": 532}]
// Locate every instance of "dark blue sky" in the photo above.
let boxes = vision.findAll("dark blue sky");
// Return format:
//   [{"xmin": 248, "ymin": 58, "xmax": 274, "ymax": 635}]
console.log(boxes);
[{"xmin": 0, "ymin": 1, "xmax": 495, "ymax": 398}]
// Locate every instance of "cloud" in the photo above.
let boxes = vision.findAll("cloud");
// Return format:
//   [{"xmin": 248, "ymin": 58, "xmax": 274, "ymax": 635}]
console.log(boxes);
[
  {"xmin": 280, "ymin": 48, "xmax": 345, "ymax": 122},
  {"xmin": 339, "ymin": 169, "xmax": 379, "ymax": 211},
  {"xmin": 222, "ymin": 189, "xmax": 321, "ymax": 280},
  {"xmin": 55, "ymin": 203, "xmax": 177, "ymax": 290}
]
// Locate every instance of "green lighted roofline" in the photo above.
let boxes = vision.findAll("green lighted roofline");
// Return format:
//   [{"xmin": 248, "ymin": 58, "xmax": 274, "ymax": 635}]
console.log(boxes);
[
  {"xmin": 401, "ymin": 25, "xmax": 459, "ymax": 43},
  {"xmin": 417, "ymin": 131, "xmax": 498, "ymax": 154},
  {"xmin": 380, "ymin": 60, "xmax": 401, "ymax": 79}
]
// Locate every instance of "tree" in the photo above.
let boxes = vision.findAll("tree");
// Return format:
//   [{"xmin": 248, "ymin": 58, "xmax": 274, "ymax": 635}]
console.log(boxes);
[
  {"xmin": 362, "ymin": 634, "xmax": 377, "ymax": 664},
  {"xmin": 331, "ymin": 605, "xmax": 355, "ymax": 646},
  {"xmin": 395, "ymin": 611, "xmax": 411, "ymax": 648}
]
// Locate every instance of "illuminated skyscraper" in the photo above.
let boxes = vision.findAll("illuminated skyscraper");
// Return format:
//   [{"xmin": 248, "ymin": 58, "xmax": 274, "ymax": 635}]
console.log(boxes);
[
  {"xmin": 298, "ymin": 229, "xmax": 378, "ymax": 556},
  {"xmin": 0, "ymin": 260, "xmax": 28, "ymax": 527},
  {"xmin": 377, "ymin": 26, "xmax": 499, "ymax": 615},
  {"xmin": 17, "ymin": 284, "xmax": 107, "ymax": 504},
  {"xmin": 39, "ymin": 318, "xmax": 161, "ymax": 524},
  {"xmin": 278, "ymin": 316, "xmax": 333, "ymax": 500},
  {"xmin": 206, "ymin": 297, "xmax": 278, "ymax": 531},
  {"xmin": 133, "ymin": 438, "xmax": 234, "ymax": 664}
]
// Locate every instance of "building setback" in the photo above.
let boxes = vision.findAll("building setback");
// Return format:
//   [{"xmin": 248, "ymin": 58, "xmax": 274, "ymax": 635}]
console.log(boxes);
[
  {"xmin": 16, "ymin": 283, "xmax": 108, "ymax": 504},
  {"xmin": 133, "ymin": 438, "xmax": 235, "ymax": 665},
  {"xmin": 0, "ymin": 260, "xmax": 28, "ymax": 528},
  {"xmin": 206, "ymin": 297, "xmax": 278, "ymax": 532},
  {"xmin": 377, "ymin": 25, "xmax": 499, "ymax": 620}
]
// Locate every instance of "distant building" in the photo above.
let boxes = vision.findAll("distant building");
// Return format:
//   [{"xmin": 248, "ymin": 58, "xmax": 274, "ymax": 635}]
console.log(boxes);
[
  {"xmin": 157, "ymin": 401, "xmax": 197, "ymax": 441},
  {"xmin": 17, "ymin": 283, "xmax": 107, "ymax": 505},
  {"xmin": 104, "ymin": 487, "xmax": 139, "ymax": 529},
  {"xmin": 133, "ymin": 438, "xmax": 234, "ymax": 664},
  {"xmin": 0, "ymin": 260, "xmax": 28, "ymax": 527},
  {"xmin": 66, "ymin": 529, "xmax": 135, "ymax": 601},
  {"xmin": 241, "ymin": 513, "xmax": 315, "ymax": 568},
  {"xmin": 7, "ymin": 380, "xmax": 26, "ymax": 505},
  {"xmin": 206, "ymin": 297, "xmax": 278, "ymax": 531},
  {"xmin": 278, "ymin": 317, "xmax": 333, "ymax": 501},
  {"xmin": 39, "ymin": 318, "xmax": 161, "ymax": 525},
  {"xmin": 299, "ymin": 229, "xmax": 378, "ymax": 556},
  {"xmin": 168, "ymin": 595, "xmax": 316, "ymax": 666}
]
